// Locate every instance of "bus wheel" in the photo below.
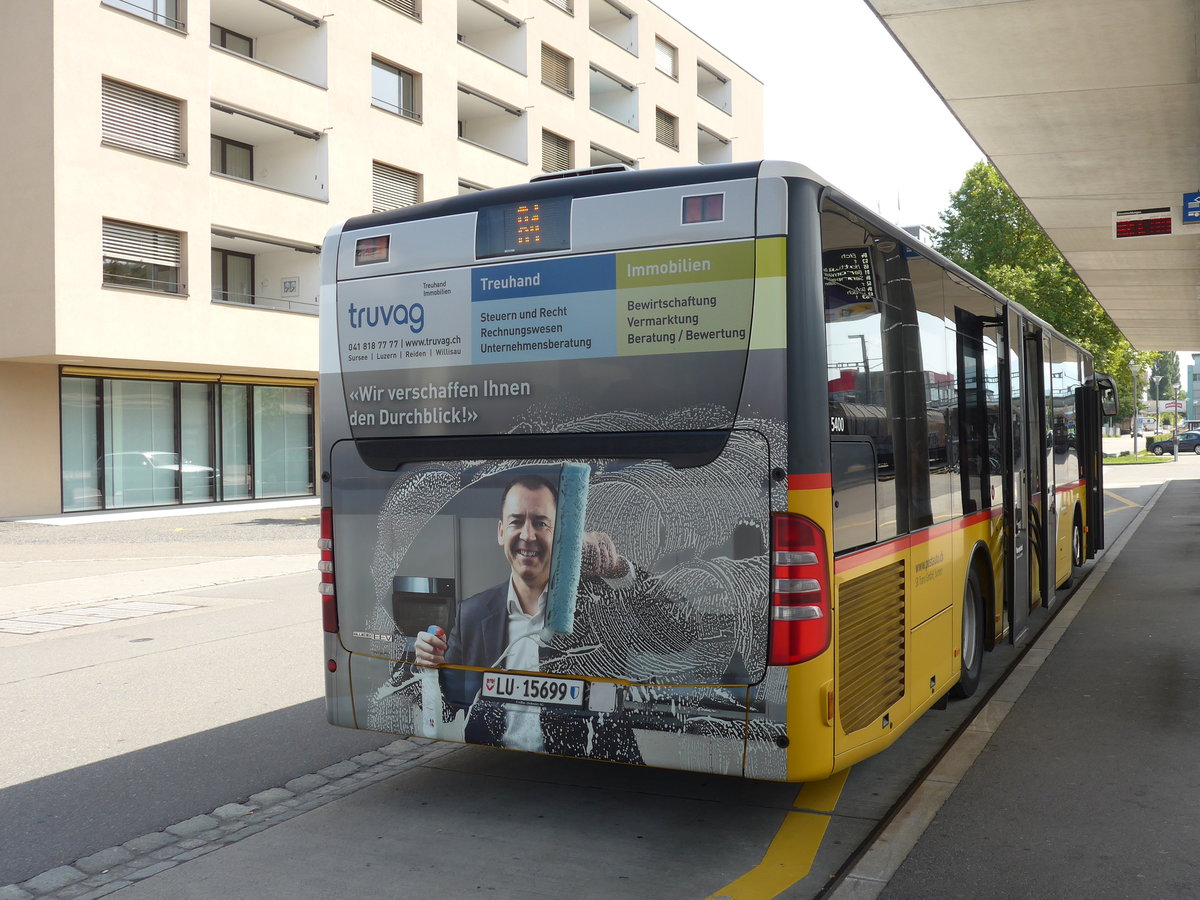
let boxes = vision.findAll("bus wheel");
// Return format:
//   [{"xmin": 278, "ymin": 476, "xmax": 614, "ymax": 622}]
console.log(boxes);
[
  {"xmin": 950, "ymin": 568, "xmax": 984, "ymax": 699},
  {"xmin": 1071, "ymin": 511, "xmax": 1085, "ymax": 569}
]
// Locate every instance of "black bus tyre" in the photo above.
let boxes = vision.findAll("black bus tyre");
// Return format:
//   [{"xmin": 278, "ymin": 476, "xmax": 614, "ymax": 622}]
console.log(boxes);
[
  {"xmin": 1060, "ymin": 512, "xmax": 1084, "ymax": 589},
  {"xmin": 1071, "ymin": 511, "xmax": 1085, "ymax": 569},
  {"xmin": 950, "ymin": 567, "xmax": 984, "ymax": 699}
]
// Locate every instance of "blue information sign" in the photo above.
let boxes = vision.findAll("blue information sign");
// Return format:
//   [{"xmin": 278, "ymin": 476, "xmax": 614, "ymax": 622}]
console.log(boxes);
[{"xmin": 1183, "ymin": 192, "xmax": 1200, "ymax": 224}]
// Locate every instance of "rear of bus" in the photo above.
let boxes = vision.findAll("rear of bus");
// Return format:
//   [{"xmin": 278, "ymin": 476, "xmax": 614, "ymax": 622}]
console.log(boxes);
[{"xmin": 319, "ymin": 162, "xmax": 831, "ymax": 781}]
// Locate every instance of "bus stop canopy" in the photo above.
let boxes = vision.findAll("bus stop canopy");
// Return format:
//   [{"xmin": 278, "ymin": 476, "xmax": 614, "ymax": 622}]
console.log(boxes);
[{"xmin": 863, "ymin": 0, "xmax": 1200, "ymax": 351}]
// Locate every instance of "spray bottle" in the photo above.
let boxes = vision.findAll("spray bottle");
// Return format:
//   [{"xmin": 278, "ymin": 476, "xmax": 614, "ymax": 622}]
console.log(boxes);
[{"xmin": 414, "ymin": 625, "xmax": 444, "ymax": 738}]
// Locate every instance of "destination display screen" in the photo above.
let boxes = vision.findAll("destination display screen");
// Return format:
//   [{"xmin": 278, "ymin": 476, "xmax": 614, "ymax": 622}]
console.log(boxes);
[{"xmin": 476, "ymin": 196, "xmax": 572, "ymax": 258}]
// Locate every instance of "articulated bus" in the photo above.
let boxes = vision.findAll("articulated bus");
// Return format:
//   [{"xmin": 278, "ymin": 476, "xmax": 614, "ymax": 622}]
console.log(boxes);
[{"xmin": 319, "ymin": 161, "xmax": 1117, "ymax": 782}]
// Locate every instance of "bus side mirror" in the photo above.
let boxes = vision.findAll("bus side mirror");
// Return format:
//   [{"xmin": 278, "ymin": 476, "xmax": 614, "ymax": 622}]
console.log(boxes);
[{"xmin": 1093, "ymin": 373, "xmax": 1119, "ymax": 417}]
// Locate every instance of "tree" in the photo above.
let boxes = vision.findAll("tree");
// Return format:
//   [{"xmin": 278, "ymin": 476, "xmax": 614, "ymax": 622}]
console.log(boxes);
[{"xmin": 934, "ymin": 162, "xmax": 1152, "ymax": 420}]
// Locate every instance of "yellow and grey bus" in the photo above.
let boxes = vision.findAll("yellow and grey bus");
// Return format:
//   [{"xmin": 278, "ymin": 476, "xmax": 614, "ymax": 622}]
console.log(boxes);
[{"xmin": 318, "ymin": 161, "xmax": 1117, "ymax": 782}]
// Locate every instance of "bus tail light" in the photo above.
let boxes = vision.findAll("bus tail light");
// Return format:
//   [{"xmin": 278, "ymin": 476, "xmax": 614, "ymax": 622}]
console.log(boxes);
[
  {"xmin": 319, "ymin": 506, "xmax": 338, "ymax": 633},
  {"xmin": 768, "ymin": 513, "xmax": 830, "ymax": 666}
]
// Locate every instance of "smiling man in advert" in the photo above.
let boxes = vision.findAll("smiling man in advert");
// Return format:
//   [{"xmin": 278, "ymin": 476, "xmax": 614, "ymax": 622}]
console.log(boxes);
[{"xmin": 413, "ymin": 472, "xmax": 642, "ymax": 760}]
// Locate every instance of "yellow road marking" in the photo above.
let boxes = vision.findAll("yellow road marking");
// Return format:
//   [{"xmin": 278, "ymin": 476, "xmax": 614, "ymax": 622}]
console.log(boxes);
[
  {"xmin": 706, "ymin": 769, "xmax": 850, "ymax": 900},
  {"xmin": 1104, "ymin": 490, "xmax": 1141, "ymax": 513}
]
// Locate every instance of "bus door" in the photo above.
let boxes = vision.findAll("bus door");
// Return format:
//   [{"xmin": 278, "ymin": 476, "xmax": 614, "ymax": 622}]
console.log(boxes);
[
  {"xmin": 1078, "ymin": 373, "xmax": 1116, "ymax": 558},
  {"xmin": 1001, "ymin": 309, "xmax": 1032, "ymax": 644},
  {"xmin": 1039, "ymin": 330, "xmax": 1061, "ymax": 606},
  {"xmin": 1020, "ymin": 323, "xmax": 1049, "ymax": 617}
]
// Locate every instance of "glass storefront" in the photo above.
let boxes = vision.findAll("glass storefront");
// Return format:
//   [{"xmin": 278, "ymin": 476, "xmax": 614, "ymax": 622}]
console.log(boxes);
[{"xmin": 60, "ymin": 372, "xmax": 314, "ymax": 512}]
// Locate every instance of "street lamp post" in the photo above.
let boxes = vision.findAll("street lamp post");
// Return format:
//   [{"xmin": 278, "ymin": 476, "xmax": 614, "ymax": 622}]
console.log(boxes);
[
  {"xmin": 1128, "ymin": 364, "xmax": 1140, "ymax": 459},
  {"xmin": 1152, "ymin": 374, "xmax": 1165, "ymax": 432},
  {"xmin": 1174, "ymin": 382, "xmax": 1180, "ymax": 460}
]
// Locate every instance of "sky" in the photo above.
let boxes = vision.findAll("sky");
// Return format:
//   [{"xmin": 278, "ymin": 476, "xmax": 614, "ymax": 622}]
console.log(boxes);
[{"xmin": 652, "ymin": 0, "xmax": 984, "ymax": 228}]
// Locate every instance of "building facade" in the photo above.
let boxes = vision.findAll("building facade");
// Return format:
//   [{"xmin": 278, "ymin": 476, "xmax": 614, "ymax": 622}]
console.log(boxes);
[{"xmin": 0, "ymin": 0, "xmax": 763, "ymax": 517}]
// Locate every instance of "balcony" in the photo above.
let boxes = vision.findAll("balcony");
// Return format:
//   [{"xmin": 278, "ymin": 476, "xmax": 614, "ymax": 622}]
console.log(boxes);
[
  {"xmin": 457, "ymin": 85, "xmax": 527, "ymax": 163},
  {"xmin": 698, "ymin": 126, "xmax": 732, "ymax": 165},
  {"xmin": 210, "ymin": 103, "xmax": 327, "ymax": 202},
  {"xmin": 209, "ymin": 0, "xmax": 327, "ymax": 87},
  {"xmin": 210, "ymin": 229, "xmax": 320, "ymax": 315},
  {"xmin": 457, "ymin": 0, "xmax": 525, "ymax": 74},
  {"xmin": 589, "ymin": 0, "xmax": 636, "ymax": 55},
  {"xmin": 589, "ymin": 66, "xmax": 637, "ymax": 130},
  {"xmin": 698, "ymin": 62, "xmax": 732, "ymax": 115}
]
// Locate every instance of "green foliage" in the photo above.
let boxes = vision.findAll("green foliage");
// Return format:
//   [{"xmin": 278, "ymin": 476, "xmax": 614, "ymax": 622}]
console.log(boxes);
[{"xmin": 933, "ymin": 163, "xmax": 1151, "ymax": 419}]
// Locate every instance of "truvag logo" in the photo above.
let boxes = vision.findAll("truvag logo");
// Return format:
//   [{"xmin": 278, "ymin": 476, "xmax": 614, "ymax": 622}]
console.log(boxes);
[{"xmin": 346, "ymin": 301, "xmax": 425, "ymax": 334}]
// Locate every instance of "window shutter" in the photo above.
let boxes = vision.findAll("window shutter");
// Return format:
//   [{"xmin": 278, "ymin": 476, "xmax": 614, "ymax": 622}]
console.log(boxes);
[
  {"xmin": 541, "ymin": 131, "xmax": 572, "ymax": 172},
  {"xmin": 376, "ymin": 0, "xmax": 419, "ymax": 17},
  {"xmin": 545, "ymin": 0, "xmax": 573, "ymax": 12},
  {"xmin": 541, "ymin": 45, "xmax": 572, "ymax": 94},
  {"xmin": 372, "ymin": 162, "xmax": 421, "ymax": 212},
  {"xmin": 102, "ymin": 79, "xmax": 184, "ymax": 162},
  {"xmin": 655, "ymin": 109, "xmax": 678, "ymax": 148},
  {"xmin": 655, "ymin": 38, "xmax": 677, "ymax": 77},
  {"xmin": 103, "ymin": 220, "xmax": 181, "ymax": 267}
]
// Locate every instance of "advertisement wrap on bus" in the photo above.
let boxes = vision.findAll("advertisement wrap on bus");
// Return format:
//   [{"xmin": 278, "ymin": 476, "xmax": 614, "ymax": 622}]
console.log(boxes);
[{"xmin": 319, "ymin": 161, "xmax": 1116, "ymax": 782}]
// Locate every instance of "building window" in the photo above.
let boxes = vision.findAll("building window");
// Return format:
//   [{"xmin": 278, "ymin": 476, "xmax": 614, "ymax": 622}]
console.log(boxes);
[
  {"xmin": 654, "ymin": 37, "xmax": 677, "ymax": 78},
  {"xmin": 211, "ymin": 135, "xmax": 253, "ymax": 179},
  {"xmin": 589, "ymin": 66, "xmax": 638, "ymax": 130},
  {"xmin": 541, "ymin": 44, "xmax": 573, "ymax": 96},
  {"xmin": 212, "ymin": 248, "xmax": 254, "ymax": 304},
  {"xmin": 372, "ymin": 162, "xmax": 422, "ymax": 212},
  {"xmin": 102, "ymin": 0, "xmax": 185, "ymax": 30},
  {"xmin": 698, "ymin": 61, "xmax": 732, "ymax": 114},
  {"xmin": 544, "ymin": 0, "xmax": 572, "ymax": 12},
  {"xmin": 60, "ymin": 375, "xmax": 314, "ymax": 512},
  {"xmin": 589, "ymin": 0, "xmax": 636, "ymax": 55},
  {"xmin": 210, "ymin": 23, "xmax": 253, "ymax": 57},
  {"xmin": 376, "ymin": 0, "xmax": 421, "ymax": 19},
  {"xmin": 541, "ymin": 130, "xmax": 573, "ymax": 173},
  {"xmin": 371, "ymin": 58, "xmax": 421, "ymax": 121},
  {"xmin": 102, "ymin": 219, "xmax": 183, "ymax": 294},
  {"xmin": 101, "ymin": 78, "xmax": 185, "ymax": 163},
  {"xmin": 655, "ymin": 108, "xmax": 678, "ymax": 150}
]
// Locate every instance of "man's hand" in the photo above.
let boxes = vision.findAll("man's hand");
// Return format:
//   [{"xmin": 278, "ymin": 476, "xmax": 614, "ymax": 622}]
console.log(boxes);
[
  {"xmin": 413, "ymin": 627, "xmax": 446, "ymax": 667},
  {"xmin": 581, "ymin": 531, "xmax": 629, "ymax": 579}
]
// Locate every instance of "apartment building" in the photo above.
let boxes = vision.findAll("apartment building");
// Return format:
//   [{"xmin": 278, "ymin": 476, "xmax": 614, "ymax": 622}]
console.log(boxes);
[{"xmin": 0, "ymin": 0, "xmax": 763, "ymax": 518}]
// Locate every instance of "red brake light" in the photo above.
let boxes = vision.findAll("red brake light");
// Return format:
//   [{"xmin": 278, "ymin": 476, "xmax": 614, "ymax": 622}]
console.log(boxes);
[
  {"xmin": 319, "ymin": 506, "xmax": 338, "ymax": 633},
  {"xmin": 768, "ymin": 513, "xmax": 830, "ymax": 665}
]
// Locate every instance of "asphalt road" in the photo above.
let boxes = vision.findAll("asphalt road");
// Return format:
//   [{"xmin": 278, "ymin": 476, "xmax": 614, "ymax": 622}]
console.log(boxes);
[{"xmin": 0, "ymin": 505, "xmax": 398, "ymax": 885}]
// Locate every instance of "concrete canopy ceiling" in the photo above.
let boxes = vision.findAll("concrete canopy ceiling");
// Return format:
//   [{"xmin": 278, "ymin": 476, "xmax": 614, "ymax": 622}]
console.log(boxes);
[{"xmin": 863, "ymin": 0, "xmax": 1200, "ymax": 351}]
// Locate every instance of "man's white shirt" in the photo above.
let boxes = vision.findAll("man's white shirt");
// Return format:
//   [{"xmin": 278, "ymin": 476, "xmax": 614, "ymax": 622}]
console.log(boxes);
[{"xmin": 497, "ymin": 563, "xmax": 635, "ymax": 751}]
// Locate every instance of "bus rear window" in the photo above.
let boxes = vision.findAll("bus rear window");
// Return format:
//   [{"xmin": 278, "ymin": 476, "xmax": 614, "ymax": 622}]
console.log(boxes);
[{"xmin": 355, "ymin": 235, "xmax": 390, "ymax": 266}]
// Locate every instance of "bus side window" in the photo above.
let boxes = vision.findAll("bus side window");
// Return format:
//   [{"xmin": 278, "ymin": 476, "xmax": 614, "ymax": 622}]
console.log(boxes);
[{"xmin": 832, "ymin": 439, "xmax": 878, "ymax": 553}]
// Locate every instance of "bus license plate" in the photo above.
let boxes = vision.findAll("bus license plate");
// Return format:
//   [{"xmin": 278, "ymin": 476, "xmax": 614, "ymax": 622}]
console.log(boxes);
[{"xmin": 481, "ymin": 672, "xmax": 585, "ymax": 707}]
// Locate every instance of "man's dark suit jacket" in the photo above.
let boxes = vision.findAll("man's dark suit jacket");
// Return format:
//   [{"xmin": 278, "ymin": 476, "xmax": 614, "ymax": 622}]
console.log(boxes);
[{"xmin": 437, "ymin": 581, "xmax": 644, "ymax": 764}]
